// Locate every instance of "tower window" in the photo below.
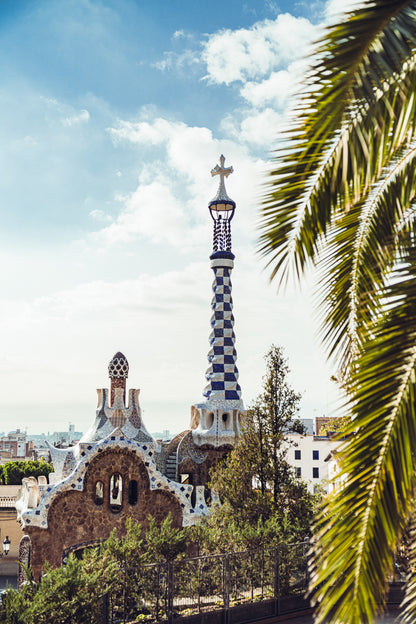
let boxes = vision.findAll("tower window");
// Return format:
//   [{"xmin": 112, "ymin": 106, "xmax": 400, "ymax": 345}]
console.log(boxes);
[
  {"xmin": 128, "ymin": 480, "xmax": 138, "ymax": 506},
  {"xmin": 313, "ymin": 467, "xmax": 319, "ymax": 479},
  {"xmin": 94, "ymin": 481, "xmax": 104, "ymax": 506},
  {"xmin": 294, "ymin": 450, "xmax": 301, "ymax": 460},
  {"xmin": 222, "ymin": 413, "xmax": 229, "ymax": 426},
  {"xmin": 110, "ymin": 473, "xmax": 123, "ymax": 512},
  {"xmin": 313, "ymin": 450, "xmax": 319, "ymax": 460}
]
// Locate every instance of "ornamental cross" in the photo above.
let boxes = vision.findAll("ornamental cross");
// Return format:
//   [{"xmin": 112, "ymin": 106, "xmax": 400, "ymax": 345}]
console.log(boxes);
[{"xmin": 211, "ymin": 154, "xmax": 233, "ymax": 185}]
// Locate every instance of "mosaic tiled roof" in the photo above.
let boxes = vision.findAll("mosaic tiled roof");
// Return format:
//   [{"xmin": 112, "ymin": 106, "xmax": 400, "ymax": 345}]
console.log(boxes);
[
  {"xmin": 202, "ymin": 257, "xmax": 242, "ymax": 409},
  {"xmin": 108, "ymin": 352, "xmax": 129, "ymax": 379}
]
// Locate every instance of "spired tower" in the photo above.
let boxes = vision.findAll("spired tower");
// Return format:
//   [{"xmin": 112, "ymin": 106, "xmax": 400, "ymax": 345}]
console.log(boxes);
[
  {"xmin": 190, "ymin": 155, "xmax": 245, "ymax": 447},
  {"xmin": 14, "ymin": 158, "xmax": 247, "ymax": 581}
]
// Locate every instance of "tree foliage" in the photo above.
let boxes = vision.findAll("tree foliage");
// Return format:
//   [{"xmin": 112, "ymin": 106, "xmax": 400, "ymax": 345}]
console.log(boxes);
[
  {"xmin": 2, "ymin": 460, "xmax": 53, "ymax": 485},
  {"xmin": 145, "ymin": 513, "xmax": 188, "ymax": 563},
  {"xmin": 0, "ymin": 515, "xmax": 189, "ymax": 624},
  {"xmin": 0, "ymin": 553, "xmax": 108, "ymax": 624},
  {"xmin": 259, "ymin": 1, "xmax": 416, "ymax": 622},
  {"xmin": 209, "ymin": 345, "xmax": 314, "ymax": 543}
]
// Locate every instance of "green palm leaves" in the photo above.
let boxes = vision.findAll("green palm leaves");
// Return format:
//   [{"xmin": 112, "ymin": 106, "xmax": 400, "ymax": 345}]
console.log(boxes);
[{"xmin": 259, "ymin": 1, "xmax": 416, "ymax": 622}]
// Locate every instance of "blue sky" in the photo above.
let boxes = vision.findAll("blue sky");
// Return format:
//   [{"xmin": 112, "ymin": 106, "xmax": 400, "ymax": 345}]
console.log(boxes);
[{"xmin": 0, "ymin": 0, "xmax": 345, "ymax": 435}]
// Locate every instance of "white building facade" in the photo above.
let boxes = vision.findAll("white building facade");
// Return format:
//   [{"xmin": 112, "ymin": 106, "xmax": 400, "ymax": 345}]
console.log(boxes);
[{"xmin": 286, "ymin": 433, "xmax": 341, "ymax": 493}]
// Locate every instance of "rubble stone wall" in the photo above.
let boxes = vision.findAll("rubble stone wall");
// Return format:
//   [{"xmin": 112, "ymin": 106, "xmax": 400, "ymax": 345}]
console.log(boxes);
[
  {"xmin": 25, "ymin": 448, "xmax": 183, "ymax": 578},
  {"xmin": 179, "ymin": 447, "xmax": 231, "ymax": 486}
]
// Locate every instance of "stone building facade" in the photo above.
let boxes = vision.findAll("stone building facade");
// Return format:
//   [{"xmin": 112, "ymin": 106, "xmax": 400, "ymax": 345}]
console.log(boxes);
[
  {"xmin": 0, "ymin": 429, "xmax": 34, "ymax": 462},
  {"xmin": 15, "ymin": 156, "xmax": 245, "ymax": 580}
]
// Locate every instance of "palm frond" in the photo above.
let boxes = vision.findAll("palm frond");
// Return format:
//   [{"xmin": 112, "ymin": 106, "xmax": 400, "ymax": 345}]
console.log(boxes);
[
  {"xmin": 259, "ymin": 0, "xmax": 416, "ymax": 284},
  {"xmin": 318, "ymin": 144, "xmax": 416, "ymax": 371},
  {"xmin": 401, "ymin": 509, "xmax": 416, "ymax": 622},
  {"xmin": 311, "ymin": 256, "xmax": 416, "ymax": 623}
]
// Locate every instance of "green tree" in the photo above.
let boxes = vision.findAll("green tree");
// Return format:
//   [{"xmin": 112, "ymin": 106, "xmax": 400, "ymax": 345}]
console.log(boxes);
[
  {"xmin": 0, "ymin": 566, "xmax": 37, "ymax": 624},
  {"xmin": 99, "ymin": 518, "xmax": 148, "ymax": 621},
  {"xmin": 27, "ymin": 553, "xmax": 107, "ymax": 624},
  {"xmin": 3, "ymin": 460, "xmax": 53, "ymax": 485},
  {"xmin": 209, "ymin": 346, "xmax": 313, "ymax": 540},
  {"xmin": 259, "ymin": 1, "xmax": 416, "ymax": 622},
  {"xmin": 0, "ymin": 553, "xmax": 108, "ymax": 624},
  {"xmin": 145, "ymin": 513, "xmax": 187, "ymax": 563}
]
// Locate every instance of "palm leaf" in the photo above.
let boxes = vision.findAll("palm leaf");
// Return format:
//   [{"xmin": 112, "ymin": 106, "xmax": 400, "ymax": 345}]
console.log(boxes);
[
  {"xmin": 258, "ymin": 1, "xmax": 416, "ymax": 621},
  {"xmin": 260, "ymin": 0, "xmax": 416, "ymax": 284},
  {"xmin": 402, "ymin": 511, "xmax": 416, "ymax": 622},
  {"xmin": 311, "ymin": 256, "xmax": 416, "ymax": 623},
  {"xmin": 318, "ymin": 144, "xmax": 416, "ymax": 372}
]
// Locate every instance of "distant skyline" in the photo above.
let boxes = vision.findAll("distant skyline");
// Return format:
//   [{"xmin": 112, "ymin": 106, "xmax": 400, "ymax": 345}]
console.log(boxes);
[{"xmin": 0, "ymin": 0, "xmax": 347, "ymax": 434}]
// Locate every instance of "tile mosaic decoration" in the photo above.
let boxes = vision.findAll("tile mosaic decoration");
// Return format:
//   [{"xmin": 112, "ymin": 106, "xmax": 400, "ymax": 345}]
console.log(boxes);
[
  {"xmin": 17, "ymin": 427, "xmax": 206, "ymax": 529},
  {"xmin": 191, "ymin": 156, "xmax": 246, "ymax": 448}
]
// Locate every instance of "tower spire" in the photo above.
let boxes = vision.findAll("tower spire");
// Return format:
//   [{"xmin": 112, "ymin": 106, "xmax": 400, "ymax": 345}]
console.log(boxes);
[
  {"xmin": 209, "ymin": 154, "xmax": 236, "ymax": 253},
  {"xmin": 190, "ymin": 155, "xmax": 244, "ymax": 448}
]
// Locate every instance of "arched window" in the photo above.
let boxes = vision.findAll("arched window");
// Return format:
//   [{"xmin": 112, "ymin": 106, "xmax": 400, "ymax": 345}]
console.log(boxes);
[
  {"xmin": 206, "ymin": 412, "xmax": 214, "ymax": 428},
  {"xmin": 109, "ymin": 473, "xmax": 122, "ymax": 512},
  {"xmin": 94, "ymin": 481, "xmax": 104, "ymax": 506},
  {"xmin": 128, "ymin": 480, "xmax": 138, "ymax": 505},
  {"xmin": 222, "ymin": 412, "xmax": 229, "ymax": 427}
]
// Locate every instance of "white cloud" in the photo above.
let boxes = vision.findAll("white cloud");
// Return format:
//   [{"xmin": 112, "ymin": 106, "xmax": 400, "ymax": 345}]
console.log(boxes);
[
  {"xmin": 103, "ymin": 115, "xmax": 265, "ymax": 249},
  {"xmin": 240, "ymin": 69, "xmax": 295, "ymax": 110},
  {"xmin": 325, "ymin": 0, "xmax": 366, "ymax": 20},
  {"xmin": 240, "ymin": 108, "xmax": 284, "ymax": 147},
  {"xmin": 153, "ymin": 49, "xmax": 200, "ymax": 72},
  {"xmin": 103, "ymin": 118, "xmax": 217, "ymax": 248},
  {"xmin": 109, "ymin": 117, "xmax": 182, "ymax": 146},
  {"xmin": 220, "ymin": 107, "xmax": 284, "ymax": 149},
  {"xmin": 91, "ymin": 180, "xmax": 191, "ymax": 246},
  {"xmin": 89, "ymin": 209, "xmax": 112, "ymax": 223},
  {"xmin": 0, "ymin": 252, "xmax": 340, "ymax": 432},
  {"xmin": 202, "ymin": 13, "xmax": 317, "ymax": 85},
  {"xmin": 62, "ymin": 109, "xmax": 90, "ymax": 126}
]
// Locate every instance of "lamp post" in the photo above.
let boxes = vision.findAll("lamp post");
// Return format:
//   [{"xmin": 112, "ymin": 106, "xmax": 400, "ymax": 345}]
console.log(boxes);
[
  {"xmin": 0, "ymin": 534, "xmax": 10, "ymax": 557},
  {"xmin": 2, "ymin": 537, "xmax": 10, "ymax": 556}
]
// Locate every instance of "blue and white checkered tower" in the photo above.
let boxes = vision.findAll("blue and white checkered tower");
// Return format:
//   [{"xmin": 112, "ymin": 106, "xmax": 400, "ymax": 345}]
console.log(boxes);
[{"xmin": 191, "ymin": 155, "xmax": 245, "ymax": 448}]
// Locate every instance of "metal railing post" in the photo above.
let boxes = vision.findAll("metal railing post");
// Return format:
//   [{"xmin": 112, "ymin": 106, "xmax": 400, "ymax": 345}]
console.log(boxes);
[
  {"xmin": 224, "ymin": 553, "xmax": 230, "ymax": 624},
  {"xmin": 167, "ymin": 561, "xmax": 174, "ymax": 624},
  {"xmin": 101, "ymin": 593, "xmax": 109, "ymax": 624},
  {"xmin": 274, "ymin": 546, "xmax": 280, "ymax": 617}
]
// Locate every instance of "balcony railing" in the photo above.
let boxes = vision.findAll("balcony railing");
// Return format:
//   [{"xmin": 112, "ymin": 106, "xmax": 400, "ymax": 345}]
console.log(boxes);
[{"xmin": 0, "ymin": 497, "xmax": 16, "ymax": 509}]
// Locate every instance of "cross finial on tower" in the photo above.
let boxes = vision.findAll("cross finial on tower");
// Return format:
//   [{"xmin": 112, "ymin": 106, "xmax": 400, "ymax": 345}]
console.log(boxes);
[{"xmin": 211, "ymin": 155, "xmax": 233, "ymax": 199}]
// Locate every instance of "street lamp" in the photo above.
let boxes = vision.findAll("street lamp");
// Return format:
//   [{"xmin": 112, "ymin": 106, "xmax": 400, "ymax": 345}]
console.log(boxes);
[
  {"xmin": 2, "ymin": 537, "xmax": 10, "ymax": 556},
  {"xmin": 0, "ymin": 535, "xmax": 10, "ymax": 557}
]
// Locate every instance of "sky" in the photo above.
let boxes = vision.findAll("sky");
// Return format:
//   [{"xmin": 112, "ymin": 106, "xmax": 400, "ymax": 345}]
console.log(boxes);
[{"xmin": 0, "ymin": 0, "xmax": 347, "ymax": 436}]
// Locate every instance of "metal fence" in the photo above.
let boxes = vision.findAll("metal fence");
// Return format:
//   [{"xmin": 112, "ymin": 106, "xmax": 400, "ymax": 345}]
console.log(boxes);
[{"xmin": 99, "ymin": 541, "xmax": 310, "ymax": 624}]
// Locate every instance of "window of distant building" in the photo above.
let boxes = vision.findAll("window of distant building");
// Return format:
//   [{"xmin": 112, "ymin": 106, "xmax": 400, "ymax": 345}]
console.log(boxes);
[
  {"xmin": 110, "ymin": 473, "xmax": 123, "ymax": 512},
  {"xmin": 294, "ymin": 449, "xmax": 301, "ymax": 460},
  {"xmin": 296, "ymin": 467, "xmax": 301, "ymax": 477},
  {"xmin": 313, "ymin": 467, "xmax": 319, "ymax": 479},
  {"xmin": 313, "ymin": 450, "xmax": 319, "ymax": 460}
]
